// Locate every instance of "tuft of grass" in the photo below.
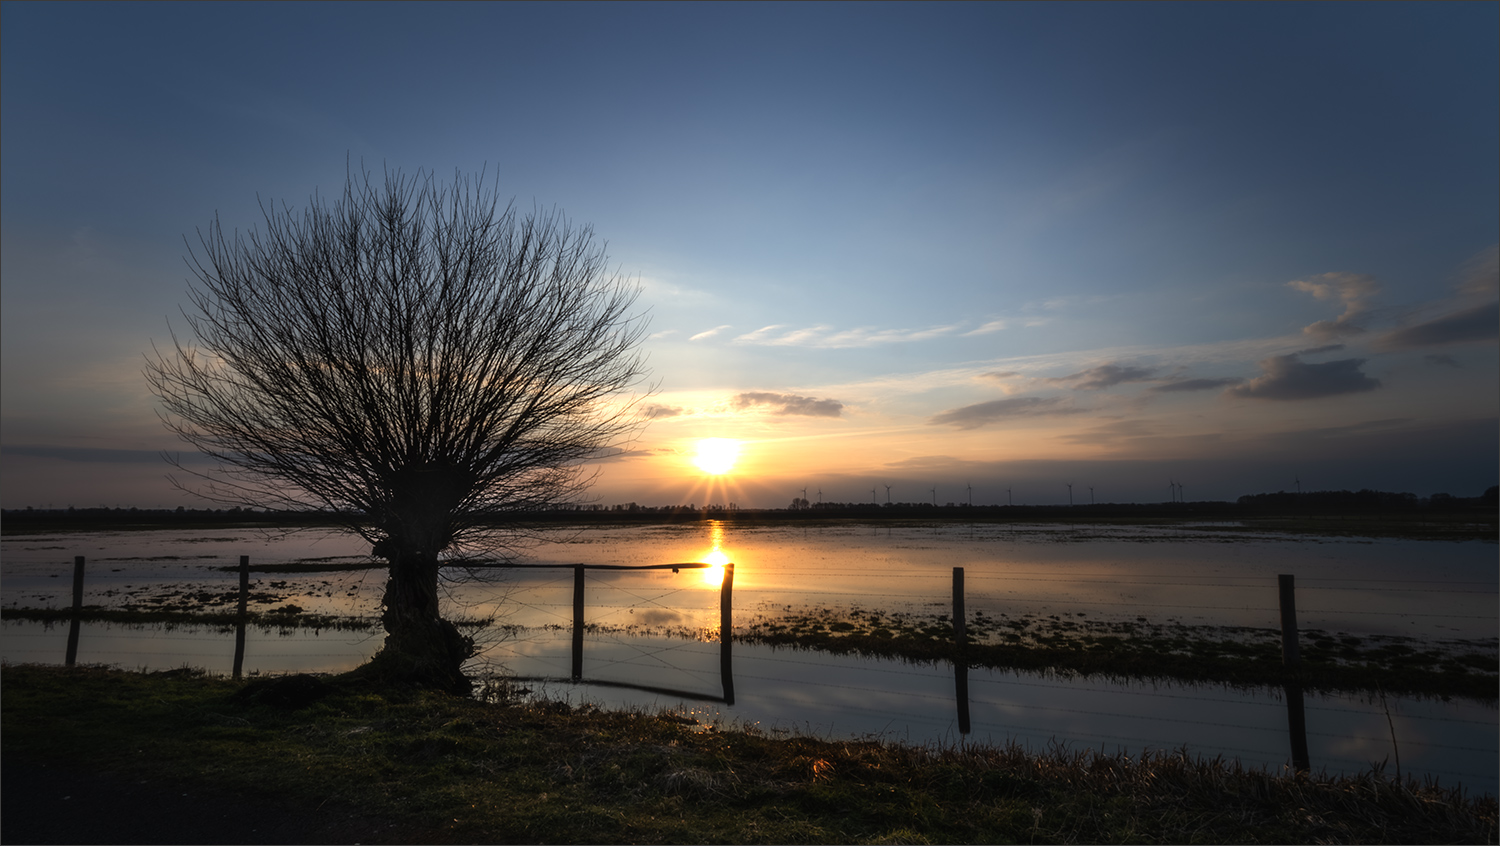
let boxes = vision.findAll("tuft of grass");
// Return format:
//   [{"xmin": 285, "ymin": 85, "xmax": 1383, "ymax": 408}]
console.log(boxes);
[{"xmin": 3, "ymin": 663, "xmax": 1494, "ymax": 844}]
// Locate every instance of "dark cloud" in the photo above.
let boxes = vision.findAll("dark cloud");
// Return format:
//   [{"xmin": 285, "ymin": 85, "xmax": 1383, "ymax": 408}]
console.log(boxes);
[
  {"xmin": 1151, "ymin": 377, "xmax": 1244, "ymax": 393},
  {"xmin": 979, "ymin": 370, "xmax": 1021, "ymax": 381},
  {"xmin": 642, "ymin": 404, "xmax": 686, "ymax": 419},
  {"xmin": 587, "ymin": 447, "xmax": 661, "ymax": 464},
  {"xmin": 1046, "ymin": 364, "xmax": 1158, "ymax": 391},
  {"xmin": 929, "ymin": 396, "xmax": 1078, "ymax": 430},
  {"xmin": 733, "ymin": 392, "xmax": 844, "ymax": 417},
  {"xmin": 0, "ymin": 445, "xmax": 210, "ymax": 465},
  {"xmin": 1227, "ymin": 354, "xmax": 1381, "ymax": 401},
  {"xmin": 1424, "ymin": 354, "xmax": 1460, "ymax": 367},
  {"xmin": 1297, "ymin": 344, "xmax": 1345, "ymax": 355},
  {"xmin": 1373, "ymin": 301, "xmax": 1498, "ymax": 351},
  {"xmin": 1056, "ymin": 420, "xmax": 1156, "ymax": 446}
]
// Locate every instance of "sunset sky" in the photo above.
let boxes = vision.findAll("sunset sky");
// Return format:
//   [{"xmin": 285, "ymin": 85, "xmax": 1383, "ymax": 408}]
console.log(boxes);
[{"xmin": 3, "ymin": 2, "xmax": 1496, "ymax": 510}]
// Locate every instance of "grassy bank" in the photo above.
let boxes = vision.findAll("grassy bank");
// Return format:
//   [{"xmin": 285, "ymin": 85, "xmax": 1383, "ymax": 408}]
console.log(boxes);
[{"xmin": 2, "ymin": 664, "xmax": 1494, "ymax": 844}]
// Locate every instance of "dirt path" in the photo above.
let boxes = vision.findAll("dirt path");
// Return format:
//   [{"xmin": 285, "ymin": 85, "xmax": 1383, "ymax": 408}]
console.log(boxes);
[{"xmin": 1, "ymin": 755, "xmax": 413, "ymax": 845}]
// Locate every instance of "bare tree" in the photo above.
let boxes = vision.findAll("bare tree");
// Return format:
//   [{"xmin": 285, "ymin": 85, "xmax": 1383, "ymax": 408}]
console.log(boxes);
[{"xmin": 146, "ymin": 166, "xmax": 651, "ymax": 693}]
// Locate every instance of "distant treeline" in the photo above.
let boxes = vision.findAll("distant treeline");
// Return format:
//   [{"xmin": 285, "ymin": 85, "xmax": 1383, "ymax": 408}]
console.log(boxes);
[
  {"xmin": 1237, "ymin": 486, "xmax": 1498, "ymax": 511},
  {"xmin": 2, "ymin": 486, "xmax": 1494, "ymax": 530}
]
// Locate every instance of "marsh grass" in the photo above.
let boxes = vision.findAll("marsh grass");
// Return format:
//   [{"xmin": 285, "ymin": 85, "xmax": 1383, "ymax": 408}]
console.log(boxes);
[
  {"xmin": 739, "ymin": 607, "xmax": 1499, "ymax": 702},
  {"xmin": 2, "ymin": 664, "xmax": 1493, "ymax": 844}
]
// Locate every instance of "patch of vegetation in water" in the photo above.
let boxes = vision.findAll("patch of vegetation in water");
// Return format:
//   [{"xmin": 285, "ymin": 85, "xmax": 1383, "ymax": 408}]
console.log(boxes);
[
  {"xmin": 2, "ymin": 664, "xmax": 1493, "ymax": 845},
  {"xmin": 739, "ymin": 606, "xmax": 1500, "ymax": 702},
  {"xmin": 0, "ymin": 605, "xmax": 381, "ymax": 632}
]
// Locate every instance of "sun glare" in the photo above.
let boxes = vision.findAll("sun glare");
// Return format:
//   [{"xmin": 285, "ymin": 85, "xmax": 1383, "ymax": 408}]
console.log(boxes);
[{"xmin": 692, "ymin": 438, "xmax": 742, "ymax": 475}]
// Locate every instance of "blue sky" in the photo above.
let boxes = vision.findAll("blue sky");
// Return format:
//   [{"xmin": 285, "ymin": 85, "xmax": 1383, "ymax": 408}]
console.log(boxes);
[{"xmin": 2, "ymin": 1, "xmax": 1496, "ymax": 509}]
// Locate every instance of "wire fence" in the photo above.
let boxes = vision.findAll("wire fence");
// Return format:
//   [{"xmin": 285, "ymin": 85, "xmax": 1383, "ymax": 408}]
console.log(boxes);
[{"xmin": 4, "ymin": 550, "xmax": 1495, "ymax": 793}]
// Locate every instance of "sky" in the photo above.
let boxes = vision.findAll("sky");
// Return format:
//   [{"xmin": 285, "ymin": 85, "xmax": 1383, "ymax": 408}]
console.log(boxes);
[{"xmin": 2, "ymin": 1, "xmax": 1497, "ymax": 510}]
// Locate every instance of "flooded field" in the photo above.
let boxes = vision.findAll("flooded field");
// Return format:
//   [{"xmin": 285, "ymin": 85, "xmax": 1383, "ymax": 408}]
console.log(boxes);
[{"xmin": 3, "ymin": 520, "xmax": 1496, "ymax": 796}]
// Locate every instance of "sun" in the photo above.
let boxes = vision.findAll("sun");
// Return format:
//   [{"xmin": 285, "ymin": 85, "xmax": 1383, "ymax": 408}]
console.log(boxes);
[{"xmin": 692, "ymin": 438, "xmax": 742, "ymax": 475}]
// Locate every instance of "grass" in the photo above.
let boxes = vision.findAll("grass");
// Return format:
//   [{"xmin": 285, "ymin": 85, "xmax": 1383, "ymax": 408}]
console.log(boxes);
[
  {"xmin": 3, "ymin": 663, "xmax": 1494, "ymax": 844},
  {"xmin": 738, "ymin": 607, "xmax": 1500, "ymax": 703}
]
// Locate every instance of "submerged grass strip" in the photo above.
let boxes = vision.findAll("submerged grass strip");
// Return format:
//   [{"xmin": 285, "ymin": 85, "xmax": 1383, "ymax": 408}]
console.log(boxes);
[
  {"xmin": 2, "ymin": 664, "xmax": 1493, "ymax": 845},
  {"xmin": 739, "ymin": 608, "xmax": 1500, "ymax": 703}
]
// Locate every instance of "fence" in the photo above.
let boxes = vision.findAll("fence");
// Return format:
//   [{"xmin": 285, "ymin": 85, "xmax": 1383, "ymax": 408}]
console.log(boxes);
[
  {"xmin": 53, "ymin": 555, "xmax": 737, "ymax": 701},
  {"xmin": 22, "ymin": 549, "xmax": 1497, "ymax": 791}
]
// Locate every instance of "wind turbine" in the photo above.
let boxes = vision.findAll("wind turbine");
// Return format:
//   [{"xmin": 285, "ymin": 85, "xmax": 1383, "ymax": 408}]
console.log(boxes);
[
  {"xmin": 884, "ymin": 484, "xmax": 892, "ymax": 505},
  {"xmin": 1089, "ymin": 485, "xmax": 1095, "ymax": 505},
  {"xmin": 1295, "ymin": 475, "xmax": 1302, "ymax": 495},
  {"xmin": 1066, "ymin": 483, "xmax": 1074, "ymax": 507},
  {"xmin": 817, "ymin": 487, "xmax": 822, "ymax": 504},
  {"xmin": 967, "ymin": 482, "xmax": 973, "ymax": 507},
  {"xmin": 1006, "ymin": 487, "xmax": 1013, "ymax": 507},
  {"xmin": 871, "ymin": 486, "xmax": 877, "ymax": 504},
  {"xmin": 930, "ymin": 486, "xmax": 937, "ymax": 506}
]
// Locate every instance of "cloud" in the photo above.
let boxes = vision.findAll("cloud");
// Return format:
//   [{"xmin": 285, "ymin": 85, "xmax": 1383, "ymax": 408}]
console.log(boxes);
[
  {"xmin": 1297, "ymin": 344, "xmax": 1345, "ymax": 356},
  {"xmin": 1372, "ymin": 301, "xmax": 1498, "ymax": 351},
  {"xmin": 963, "ymin": 319, "xmax": 1008, "ymax": 336},
  {"xmin": 733, "ymin": 325, "xmax": 788, "ymax": 343},
  {"xmin": 642, "ymin": 404, "xmax": 686, "ymax": 419},
  {"xmin": 732, "ymin": 322, "xmax": 962, "ymax": 349},
  {"xmin": 1046, "ymin": 364, "xmax": 1158, "ymax": 390},
  {"xmin": 929, "ymin": 396, "xmax": 1079, "ymax": 429},
  {"xmin": 688, "ymin": 324, "xmax": 732, "ymax": 342},
  {"xmin": 1457, "ymin": 244, "xmax": 1499, "ymax": 297},
  {"xmin": 732, "ymin": 392, "xmax": 844, "ymax": 417},
  {"xmin": 1424, "ymin": 354, "xmax": 1460, "ymax": 367},
  {"xmin": 1288, "ymin": 272, "xmax": 1380, "ymax": 341},
  {"xmin": 1227, "ymin": 353, "xmax": 1381, "ymax": 401},
  {"xmin": 1150, "ymin": 377, "xmax": 1244, "ymax": 393},
  {"xmin": 0, "ymin": 445, "xmax": 212, "ymax": 465},
  {"xmin": 1056, "ymin": 419, "xmax": 1157, "ymax": 446},
  {"xmin": 647, "ymin": 329, "xmax": 678, "ymax": 340}
]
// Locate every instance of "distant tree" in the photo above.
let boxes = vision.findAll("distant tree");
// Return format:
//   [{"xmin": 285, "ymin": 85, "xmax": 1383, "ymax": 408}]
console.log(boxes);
[{"xmin": 146, "ymin": 166, "xmax": 651, "ymax": 693}]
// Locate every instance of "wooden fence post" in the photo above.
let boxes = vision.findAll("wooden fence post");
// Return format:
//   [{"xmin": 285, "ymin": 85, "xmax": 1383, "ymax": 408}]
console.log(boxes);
[
  {"xmin": 1278, "ymin": 574, "xmax": 1310, "ymax": 771},
  {"xmin": 571, "ymin": 564, "xmax": 585, "ymax": 681},
  {"xmin": 232, "ymin": 555, "xmax": 249, "ymax": 679},
  {"xmin": 720, "ymin": 563, "xmax": 735, "ymax": 705},
  {"xmin": 1278, "ymin": 574, "xmax": 1299, "ymax": 666},
  {"xmin": 953, "ymin": 566, "xmax": 971, "ymax": 734},
  {"xmin": 65, "ymin": 556, "xmax": 85, "ymax": 667}
]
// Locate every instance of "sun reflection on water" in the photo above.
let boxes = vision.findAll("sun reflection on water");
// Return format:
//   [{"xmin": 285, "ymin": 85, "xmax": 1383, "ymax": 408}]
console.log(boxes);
[{"xmin": 699, "ymin": 520, "xmax": 731, "ymax": 585}]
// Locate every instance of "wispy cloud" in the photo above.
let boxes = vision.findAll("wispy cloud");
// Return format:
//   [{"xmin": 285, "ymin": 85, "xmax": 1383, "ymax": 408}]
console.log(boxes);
[
  {"xmin": 732, "ymin": 322, "xmax": 963, "ymax": 349},
  {"xmin": 642, "ymin": 404, "xmax": 686, "ymax": 419},
  {"xmin": 689, "ymin": 324, "xmax": 732, "ymax": 341},
  {"xmin": 732, "ymin": 324, "xmax": 788, "ymax": 343},
  {"xmin": 1151, "ymin": 376, "xmax": 1244, "ymax": 393},
  {"xmin": 1288, "ymin": 272, "xmax": 1380, "ymax": 341},
  {"xmin": 732, "ymin": 392, "xmax": 844, "ymax": 417},
  {"xmin": 963, "ymin": 319, "xmax": 1008, "ymax": 336},
  {"xmin": 929, "ymin": 396, "xmax": 1080, "ymax": 430},
  {"xmin": 1457, "ymin": 244, "xmax": 1499, "ymax": 297},
  {"xmin": 1044, "ymin": 363, "xmax": 1159, "ymax": 391},
  {"xmin": 1228, "ymin": 353, "xmax": 1381, "ymax": 401},
  {"xmin": 1373, "ymin": 301, "xmax": 1499, "ymax": 351},
  {"xmin": 648, "ymin": 329, "xmax": 678, "ymax": 340}
]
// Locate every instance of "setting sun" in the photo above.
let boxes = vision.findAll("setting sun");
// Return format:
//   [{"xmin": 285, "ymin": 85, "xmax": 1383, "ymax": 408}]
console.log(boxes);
[{"xmin": 691, "ymin": 438, "xmax": 742, "ymax": 475}]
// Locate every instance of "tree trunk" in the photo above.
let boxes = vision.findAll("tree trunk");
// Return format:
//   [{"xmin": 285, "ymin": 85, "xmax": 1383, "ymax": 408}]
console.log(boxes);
[{"xmin": 355, "ymin": 549, "xmax": 475, "ymax": 695}]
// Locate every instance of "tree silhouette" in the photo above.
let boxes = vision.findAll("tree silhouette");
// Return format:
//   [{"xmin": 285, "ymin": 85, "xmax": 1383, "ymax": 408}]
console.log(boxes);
[{"xmin": 146, "ymin": 166, "xmax": 651, "ymax": 693}]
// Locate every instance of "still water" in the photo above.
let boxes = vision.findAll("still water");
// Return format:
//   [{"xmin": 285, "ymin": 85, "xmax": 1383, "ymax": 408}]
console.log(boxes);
[{"xmin": 3, "ymin": 521, "xmax": 1495, "ymax": 796}]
